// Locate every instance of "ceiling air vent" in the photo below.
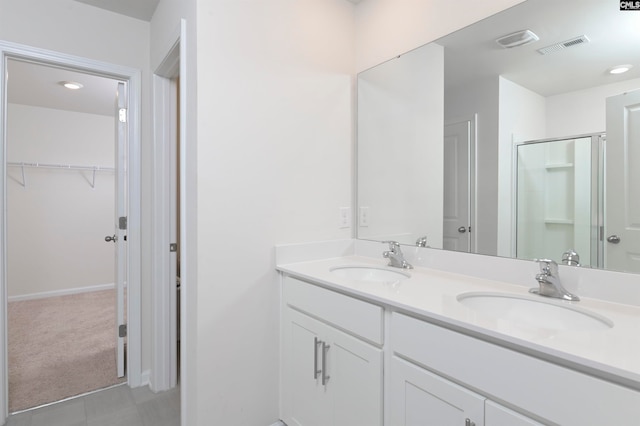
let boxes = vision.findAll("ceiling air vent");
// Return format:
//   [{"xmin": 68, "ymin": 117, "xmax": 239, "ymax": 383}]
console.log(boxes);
[{"xmin": 537, "ymin": 35, "xmax": 590, "ymax": 55}]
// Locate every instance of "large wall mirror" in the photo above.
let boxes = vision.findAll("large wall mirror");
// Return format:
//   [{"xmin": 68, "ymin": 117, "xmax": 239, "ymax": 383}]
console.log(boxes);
[{"xmin": 357, "ymin": 0, "xmax": 640, "ymax": 274}]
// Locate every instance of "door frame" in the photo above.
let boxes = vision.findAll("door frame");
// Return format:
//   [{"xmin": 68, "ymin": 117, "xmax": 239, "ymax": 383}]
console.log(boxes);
[
  {"xmin": 0, "ymin": 40, "xmax": 142, "ymax": 420},
  {"xmin": 150, "ymin": 21, "xmax": 185, "ymax": 393}
]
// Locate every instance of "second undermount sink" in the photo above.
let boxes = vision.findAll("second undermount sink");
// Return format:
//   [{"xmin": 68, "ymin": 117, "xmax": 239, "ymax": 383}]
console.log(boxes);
[
  {"xmin": 330, "ymin": 265, "xmax": 410, "ymax": 282},
  {"xmin": 457, "ymin": 292, "xmax": 613, "ymax": 331}
]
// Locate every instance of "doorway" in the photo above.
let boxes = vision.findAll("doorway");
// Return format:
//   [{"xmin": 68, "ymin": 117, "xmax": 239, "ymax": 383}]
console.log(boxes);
[
  {"xmin": 0, "ymin": 41, "xmax": 142, "ymax": 422},
  {"xmin": 5, "ymin": 58, "xmax": 124, "ymax": 412}
]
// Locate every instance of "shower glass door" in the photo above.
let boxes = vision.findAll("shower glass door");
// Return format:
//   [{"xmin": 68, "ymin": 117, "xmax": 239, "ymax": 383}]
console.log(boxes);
[{"xmin": 515, "ymin": 134, "xmax": 603, "ymax": 267}]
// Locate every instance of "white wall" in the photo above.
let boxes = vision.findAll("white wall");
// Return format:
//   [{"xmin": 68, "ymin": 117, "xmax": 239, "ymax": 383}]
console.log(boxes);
[
  {"xmin": 0, "ymin": 0, "xmax": 153, "ymax": 379},
  {"xmin": 497, "ymin": 77, "xmax": 546, "ymax": 257},
  {"xmin": 546, "ymin": 77, "xmax": 640, "ymax": 138},
  {"xmin": 194, "ymin": 0, "xmax": 353, "ymax": 424},
  {"xmin": 6, "ymin": 104, "xmax": 114, "ymax": 298},
  {"xmin": 358, "ymin": 43, "xmax": 444, "ymax": 246}
]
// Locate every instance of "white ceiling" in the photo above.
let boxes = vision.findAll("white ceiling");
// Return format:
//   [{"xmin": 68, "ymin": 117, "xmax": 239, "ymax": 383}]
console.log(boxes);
[
  {"xmin": 7, "ymin": 60, "xmax": 119, "ymax": 117},
  {"xmin": 74, "ymin": 0, "xmax": 160, "ymax": 21},
  {"xmin": 437, "ymin": 0, "xmax": 640, "ymax": 97}
]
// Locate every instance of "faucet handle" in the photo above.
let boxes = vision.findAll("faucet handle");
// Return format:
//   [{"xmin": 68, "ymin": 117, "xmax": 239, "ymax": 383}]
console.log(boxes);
[
  {"xmin": 534, "ymin": 258, "xmax": 558, "ymax": 275},
  {"xmin": 562, "ymin": 250, "xmax": 580, "ymax": 266},
  {"xmin": 382, "ymin": 241, "xmax": 400, "ymax": 251}
]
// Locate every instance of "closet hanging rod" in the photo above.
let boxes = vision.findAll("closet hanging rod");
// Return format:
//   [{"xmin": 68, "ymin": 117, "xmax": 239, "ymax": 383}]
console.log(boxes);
[{"xmin": 7, "ymin": 162, "xmax": 115, "ymax": 172}]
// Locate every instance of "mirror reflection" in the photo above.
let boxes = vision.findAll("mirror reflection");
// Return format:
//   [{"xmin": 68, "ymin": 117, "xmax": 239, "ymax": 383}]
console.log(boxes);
[{"xmin": 356, "ymin": 0, "xmax": 640, "ymax": 274}]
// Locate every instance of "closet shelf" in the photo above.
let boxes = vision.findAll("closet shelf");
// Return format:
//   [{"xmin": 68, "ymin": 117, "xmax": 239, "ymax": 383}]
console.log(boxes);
[{"xmin": 8, "ymin": 161, "xmax": 115, "ymax": 189}]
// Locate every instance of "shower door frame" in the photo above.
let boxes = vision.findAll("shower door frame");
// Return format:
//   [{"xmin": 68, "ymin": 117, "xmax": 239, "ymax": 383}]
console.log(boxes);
[{"xmin": 512, "ymin": 132, "xmax": 605, "ymax": 267}]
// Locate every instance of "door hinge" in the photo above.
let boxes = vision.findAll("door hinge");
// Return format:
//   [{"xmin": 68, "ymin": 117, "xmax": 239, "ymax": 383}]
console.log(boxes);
[
  {"xmin": 119, "ymin": 324, "xmax": 127, "ymax": 338},
  {"xmin": 119, "ymin": 216, "xmax": 127, "ymax": 230},
  {"xmin": 169, "ymin": 243, "xmax": 178, "ymax": 252},
  {"xmin": 119, "ymin": 108, "xmax": 127, "ymax": 123}
]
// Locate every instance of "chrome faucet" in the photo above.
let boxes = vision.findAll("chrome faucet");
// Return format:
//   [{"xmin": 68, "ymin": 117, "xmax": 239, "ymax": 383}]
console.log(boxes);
[
  {"xmin": 561, "ymin": 250, "xmax": 580, "ymax": 266},
  {"xmin": 530, "ymin": 259, "xmax": 579, "ymax": 301},
  {"xmin": 382, "ymin": 241, "xmax": 413, "ymax": 269}
]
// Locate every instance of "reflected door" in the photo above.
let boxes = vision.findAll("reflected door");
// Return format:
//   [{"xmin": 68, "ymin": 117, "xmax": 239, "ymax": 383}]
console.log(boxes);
[
  {"xmin": 605, "ymin": 90, "xmax": 640, "ymax": 273},
  {"xmin": 443, "ymin": 120, "xmax": 471, "ymax": 252}
]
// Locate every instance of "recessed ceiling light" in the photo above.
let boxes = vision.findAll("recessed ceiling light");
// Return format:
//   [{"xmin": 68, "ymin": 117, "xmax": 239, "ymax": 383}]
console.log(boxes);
[
  {"xmin": 59, "ymin": 81, "xmax": 83, "ymax": 90},
  {"xmin": 608, "ymin": 65, "xmax": 633, "ymax": 75}
]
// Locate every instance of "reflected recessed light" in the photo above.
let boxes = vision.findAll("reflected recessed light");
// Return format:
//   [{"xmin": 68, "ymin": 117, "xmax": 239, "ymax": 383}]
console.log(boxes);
[
  {"xmin": 60, "ymin": 81, "xmax": 83, "ymax": 90},
  {"xmin": 608, "ymin": 65, "xmax": 633, "ymax": 75}
]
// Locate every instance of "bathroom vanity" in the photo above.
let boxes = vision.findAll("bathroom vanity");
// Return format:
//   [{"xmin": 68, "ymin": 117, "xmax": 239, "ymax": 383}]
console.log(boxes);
[{"xmin": 277, "ymin": 247, "xmax": 640, "ymax": 426}]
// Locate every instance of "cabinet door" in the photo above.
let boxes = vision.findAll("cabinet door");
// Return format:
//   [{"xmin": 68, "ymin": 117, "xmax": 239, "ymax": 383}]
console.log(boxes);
[
  {"xmin": 327, "ymin": 326, "xmax": 383, "ymax": 426},
  {"xmin": 390, "ymin": 356, "xmax": 485, "ymax": 426},
  {"xmin": 485, "ymin": 401, "xmax": 544, "ymax": 426},
  {"xmin": 282, "ymin": 308, "xmax": 329, "ymax": 426}
]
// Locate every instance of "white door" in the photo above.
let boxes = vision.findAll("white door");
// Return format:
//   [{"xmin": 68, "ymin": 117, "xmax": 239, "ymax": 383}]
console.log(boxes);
[
  {"xmin": 390, "ymin": 356, "xmax": 485, "ymax": 426},
  {"xmin": 114, "ymin": 82, "xmax": 128, "ymax": 378},
  {"xmin": 444, "ymin": 120, "xmax": 471, "ymax": 252},
  {"xmin": 605, "ymin": 90, "xmax": 640, "ymax": 273}
]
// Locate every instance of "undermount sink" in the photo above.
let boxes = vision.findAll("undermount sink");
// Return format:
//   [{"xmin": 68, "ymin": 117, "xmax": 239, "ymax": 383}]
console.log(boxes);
[
  {"xmin": 330, "ymin": 265, "xmax": 410, "ymax": 282},
  {"xmin": 457, "ymin": 292, "xmax": 613, "ymax": 331}
]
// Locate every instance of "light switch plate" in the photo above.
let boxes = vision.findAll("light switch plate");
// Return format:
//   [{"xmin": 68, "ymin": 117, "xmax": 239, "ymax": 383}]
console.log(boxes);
[{"xmin": 339, "ymin": 207, "xmax": 351, "ymax": 228}]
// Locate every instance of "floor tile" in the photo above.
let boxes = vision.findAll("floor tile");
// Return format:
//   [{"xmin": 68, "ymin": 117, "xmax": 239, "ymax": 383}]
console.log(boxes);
[
  {"xmin": 84, "ymin": 385, "xmax": 135, "ymax": 421},
  {"xmin": 30, "ymin": 399, "xmax": 87, "ymax": 426},
  {"xmin": 86, "ymin": 405, "xmax": 143, "ymax": 426},
  {"xmin": 137, "ymin": 391, "xmax": 181, "ymax": 426},
  {"xmin": 5, "ymin": 410, "xmax": 32, "ymax": 426}
]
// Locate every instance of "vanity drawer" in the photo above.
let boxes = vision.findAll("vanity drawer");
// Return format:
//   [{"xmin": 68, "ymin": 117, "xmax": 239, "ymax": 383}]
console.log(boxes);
[
  {"xmin": 391, "ymin": 312, "xmax": 640, "ymax": 426},
  {"xmin": 283, "ymin": 276, "xmax": 383, "ymax": 345}
]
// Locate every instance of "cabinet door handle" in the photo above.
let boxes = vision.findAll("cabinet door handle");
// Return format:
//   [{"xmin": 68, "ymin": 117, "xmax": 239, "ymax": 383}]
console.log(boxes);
[
  {"xmin": 465, "ymin": 419, "xmax": 475, "ymax": 426},
  {"xmin": 321, "ymin": 342, "xmax": 331, "ymax": 386},
  {"xmin": 313, "ymin": 337, "xmax": 322, "ymax": 379}
]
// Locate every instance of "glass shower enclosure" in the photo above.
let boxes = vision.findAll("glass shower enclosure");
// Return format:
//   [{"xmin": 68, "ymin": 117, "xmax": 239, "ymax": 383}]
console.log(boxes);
[{"xmin": 515, "ymin": 134, "xmax": 604, "ymax": 268}]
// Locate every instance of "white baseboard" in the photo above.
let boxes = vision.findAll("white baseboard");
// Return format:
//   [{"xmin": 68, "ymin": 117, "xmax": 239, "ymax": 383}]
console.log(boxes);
[
  {"xmin": 139, "ymin": 369, "xmax": 151, "ymax": 387},
  {"xmin": 8, "ymin": 282, "xmax": 115, "ymax": 302}
]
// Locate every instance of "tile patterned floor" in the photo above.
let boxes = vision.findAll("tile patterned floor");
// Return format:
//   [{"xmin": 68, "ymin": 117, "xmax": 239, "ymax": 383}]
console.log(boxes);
[{"xmin": 6, "ymin": 384, "xmax": 180, "ymax": 426}]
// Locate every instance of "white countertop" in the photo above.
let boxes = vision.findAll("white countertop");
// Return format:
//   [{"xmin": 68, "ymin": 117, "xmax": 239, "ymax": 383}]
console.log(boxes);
[{"xmin": 277, "ymin": 255, "xmax": 640, "ymax": 391}]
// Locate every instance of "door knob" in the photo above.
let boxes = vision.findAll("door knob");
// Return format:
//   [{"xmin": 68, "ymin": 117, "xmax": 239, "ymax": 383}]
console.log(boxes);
[
  {"xmin": 458, "ymin": 226, "xmax": 467, "ymax": 233},
  {"xmin": 105, "ymin": 234, "xmax": 117, "ymax": 243},
  {"xmin": 606, "ymin": 235, "xmax": 621, "ymax": 244}
]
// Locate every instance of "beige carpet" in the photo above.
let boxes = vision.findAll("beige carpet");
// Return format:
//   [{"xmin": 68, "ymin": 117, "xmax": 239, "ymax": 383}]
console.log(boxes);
[{"xmin": 8, "ymin": 289, "xmax": 125, "ymax": 412}]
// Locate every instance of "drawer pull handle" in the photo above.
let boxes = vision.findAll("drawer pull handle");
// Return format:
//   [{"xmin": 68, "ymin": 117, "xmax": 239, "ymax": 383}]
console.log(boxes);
[
  {"xmin": 465, "ymin": 419, "xmax": 475, "ymax": 426},
  {"xmin": 322, "ymin": 342, "xmax": 331, "ymax": 386},
  {"xmin": 313, "ymin": 337, "xmax": 322, "ymax": 380}
]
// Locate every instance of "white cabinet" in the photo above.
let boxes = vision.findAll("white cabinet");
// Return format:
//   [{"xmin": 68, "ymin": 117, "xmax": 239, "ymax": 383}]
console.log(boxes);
[
  {"xmin": 281, "ymin": 277, "xmax": 383, "ymax": 426},
  {"xmin": 280, "ymin": 274, "xmax": 640, "ymax": 426},
  {"xmin": 390, "ymin": 355, "xmax": 543, "ymax": 426},
  {"xmin": 390, "ymin": 356, "xmax": 484, "ymax": 426},
  {"xmin": 391, "ymin": 312, "xmax": 640, "ymax": 425},
  {"xmin": 485, "ymin": 401, "xmax": 544, "ymax": 426}
]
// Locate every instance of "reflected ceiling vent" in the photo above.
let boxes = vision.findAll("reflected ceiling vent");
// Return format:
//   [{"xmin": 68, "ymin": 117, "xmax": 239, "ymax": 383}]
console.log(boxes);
[
  {"xmin": 537, "ymin": 35, "xmax": 590, "ymax": 55},
  {"xmin": 495, "ymin": 30, "xmax": 539, "ymax": 48}
]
